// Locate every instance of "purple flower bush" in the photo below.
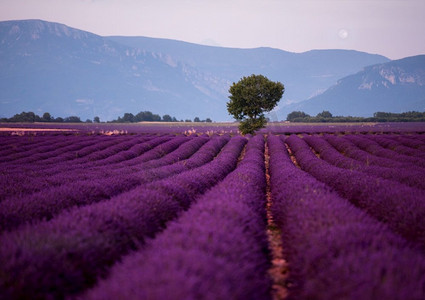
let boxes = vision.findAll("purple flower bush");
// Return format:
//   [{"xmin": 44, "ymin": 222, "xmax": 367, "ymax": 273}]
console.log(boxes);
[
  {"xmin": 285, "ymin": 134, "xmax": 425, "ymax": 249},
  {"xmin": 268, "ymin": 134, "xmax": 425, "ymax": 299},
  {"xmin": 0, "ymin": 129, "xmax": 424, "ymax": 299},
  {"xmin": 324, "ymin": 134, "xmax": 425, "ymax": 170},
  {"xmin": 0, "ymin": 135, "xmax": 226, "ymax": 231},
  {"xmin": 391, "ymin": 134, "xmax": 425, "ymax": 151},
  {"xmin": 0, "ymin": 135, "xmax": 172, "ymax": 200},
  {"xmin": 80, "ymin": 135, "xmax": 271, "ymax": 300},
  {"xmin": 366, "ymin": 134, "xmax": 425, "ymax": 158},
  {"xmin": 343, "ymin": 134, "xmax": 425, "ymax": 168},
  {"xmin": 0, "ymin": 135, "xmax": 246, "ymax": 299},
  {"xmin": 303, "ymin": 134, "xmax": 425, "ymax": 190}
]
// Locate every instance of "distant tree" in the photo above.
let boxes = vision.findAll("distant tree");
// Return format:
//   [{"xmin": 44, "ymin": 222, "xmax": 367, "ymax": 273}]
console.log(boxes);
[
  {"xmin": 205, "ymin": 118, "xmax": 212, "ymax": 123},
  {"xmin": 373, "ymin": 112, "xmax": 392, "ymax": 118},
  {"xmin": 185, "ymin": 119, "xmax": 192, "ymax": 122},
  {"xmin": 194, "ymin": 117, "xmax": 201, "ymax": 122},
  {"xmin": 134, "ymin": 111, "xmax": 161, "ymax": 122},
  {"xmin": 227, "ymin": 74, "xmax": 284, "ymax": 134},
  {"xmin": 64, "ymin": 116, "xmax": 82, "ymax": 123},
  {"xmin": 172, "ymin": 117, "xmax": 178, "ymax": 122},
  {"xmin": 287, "ymin": 111, "xmax": 311, "ymax": 122},
  {"xmin": 85, "ymin": 119, "xmax": 93, "ymax": 123},
  {"xmin": 162, "ymin": 114, "xmax": 173, "ymax": 122},
  {"xmin": 134, "ymin": 111, "xmax": 148, "ymax": 122},
  {"xmin": 93, "ymin": 116, "xmax": 100, "ymax": 123},
  {"xmin": 122, "ymin": 113, "xmax": 135, "ymax": 123},
  {"xmin": 54, "ymin": 117, "xmax": 64, "ymax": 123},
  {"xmin": 153, "ymin": 114, "xmax": 161, "ymax": 121},
  {"xmin": 316, "ymin": 110, "xmax": 333, "ymax": 118},
  {"xmin": 9, "ymin": 111, "xmax": 40, "ymax": 122},
  {"xmin": 42, "ymin": 112, "xmax": 52, "ymax": 122}
]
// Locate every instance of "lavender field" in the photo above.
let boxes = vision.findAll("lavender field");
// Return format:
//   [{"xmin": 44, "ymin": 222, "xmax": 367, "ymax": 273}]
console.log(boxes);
[{"xmin": 1, "ymin": 124, "xmax": 425, "ymax": 299}]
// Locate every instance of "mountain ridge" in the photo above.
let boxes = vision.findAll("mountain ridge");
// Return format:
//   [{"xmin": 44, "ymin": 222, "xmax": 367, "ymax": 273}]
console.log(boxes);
[
  {"xmin": 286, "ymin": 55, "xmax": 425, "ymax": 117},
  {"xmin": 1, "ymin": 19, "xmax": 393, "ymax": 121}
]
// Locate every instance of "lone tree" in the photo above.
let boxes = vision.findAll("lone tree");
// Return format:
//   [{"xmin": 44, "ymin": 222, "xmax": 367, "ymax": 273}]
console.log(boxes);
[{"xmin": 227, "ymin": 74, "xmax": 284, "ymax": 134}]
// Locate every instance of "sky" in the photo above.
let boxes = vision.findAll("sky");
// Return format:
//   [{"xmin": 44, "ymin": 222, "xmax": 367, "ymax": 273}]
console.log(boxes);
[{"xmin": 0, "ymin": 0, "xmax": 424, "ymax": 60}]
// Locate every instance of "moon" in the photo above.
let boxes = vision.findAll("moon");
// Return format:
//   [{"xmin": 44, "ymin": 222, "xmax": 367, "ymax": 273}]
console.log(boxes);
[{"xmin": 338, "ymin": 29, "xmax": 348, "ymax": 39}]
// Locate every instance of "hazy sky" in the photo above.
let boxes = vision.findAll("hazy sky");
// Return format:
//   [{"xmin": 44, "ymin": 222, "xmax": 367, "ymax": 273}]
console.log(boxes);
[{"xmin": 1, "ymin": 0, "xmax": 424, "ymax": 59}]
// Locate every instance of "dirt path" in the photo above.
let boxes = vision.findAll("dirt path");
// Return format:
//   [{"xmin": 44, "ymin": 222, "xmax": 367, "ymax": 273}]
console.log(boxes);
[{"xmin": 265, "ymin": 140, "xmax": 289, "ymax": 299}]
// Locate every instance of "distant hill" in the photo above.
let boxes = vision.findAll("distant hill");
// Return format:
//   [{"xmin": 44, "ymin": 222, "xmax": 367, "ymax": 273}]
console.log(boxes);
[
  {"xmin": 286, "ymin": 55, "xmax": 425, "ymax": 117},
  {"xmin": 0, "ymin": 20, "xmax": 214, "ymax": 121},
  {"xmin": 0, "ymin": 19, "xmax": 390, "ymax": 121},
  {"xmin": 108, "ymin": 36, "xmax": 390, "ymax": 117}
]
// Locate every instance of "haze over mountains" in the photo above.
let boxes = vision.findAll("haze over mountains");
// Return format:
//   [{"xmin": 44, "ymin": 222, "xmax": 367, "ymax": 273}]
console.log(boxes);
[
  {"xmin": 289, "ymin": 55, "xmax": 425, "ymax": 117},
  {"xmin": 1, "ymin": 19, "xmax": 423, "ymax": 121}
]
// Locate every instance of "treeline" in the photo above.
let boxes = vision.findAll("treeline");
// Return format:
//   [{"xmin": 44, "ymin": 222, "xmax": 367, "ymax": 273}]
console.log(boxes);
[
  {"xmin": 287, "ymin": 111, "xmax": 425, "ymax": 122},
  {"xmin": 0, "ymin": 112, "xmax": 92, "ymax": 123},
  {"xmin": 0, "ymin": 111, "xmax": 213, "ymax": 123},
  {"xmin": 109, "ymin": 111, "xmax": 212, "ymax": 123}
]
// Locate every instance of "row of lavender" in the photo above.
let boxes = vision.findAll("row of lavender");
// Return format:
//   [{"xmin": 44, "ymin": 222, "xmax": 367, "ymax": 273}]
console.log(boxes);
[
  {"xmin": 81, "ymin": 132, "xmax": 425, "ymax": 299},
  {"xmin": 269, "ymin": 134, "xmax": 425, "ymax": 299},
  {"xmin": 1, "ymin": 132, "xmax": 425, "ymax": 299},
  {"xmin": 0, "ymin": 133, "xmax": 250, "ymax": 299},
  {"xmin": 80, "ymin": 134, "xmax": 271, "ymax": 300},
  {"xmin": 288, "ymin": 134, "xmax": 425, "ymax": 249},
  {"xmin": 0, "ymin": 134, "xmax": 224, "ymax": 230}
]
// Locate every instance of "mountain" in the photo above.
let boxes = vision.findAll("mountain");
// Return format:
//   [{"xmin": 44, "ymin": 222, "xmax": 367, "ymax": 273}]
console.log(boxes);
[
  {"xmin": 0, "ymin": 20, "xmax": 217, "ymax": 121},
  {"xmin": 0, "ymin": 19, "xmax": 390, "ymax": 121},
  {"xmin": 108, "ymin": 36, "xmax": 390, "ymax": 113},
  {"xmin": 287, "ymin": 55, "xmax": 425, "ymax": 117}
]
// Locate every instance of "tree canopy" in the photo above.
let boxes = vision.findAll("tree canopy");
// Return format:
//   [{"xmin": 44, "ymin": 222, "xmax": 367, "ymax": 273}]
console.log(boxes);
[
  {"xmin": 285, "ymin": 110, "xmax": 425, "ymax": 122},
  {"xmin": 227, "ymin": 74, "xmax": 284, "ymax": 134},
  {"xmin": 316, "ymin": 110, "xmax": 333, "ymax": 119},
  {"xmin": 286, "ymin": 111, "xmax": 311, "ymax": 122}
]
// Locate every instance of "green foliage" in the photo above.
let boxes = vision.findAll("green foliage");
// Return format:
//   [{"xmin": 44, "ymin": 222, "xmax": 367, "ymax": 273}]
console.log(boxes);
[
  {"xmin": 162, "ymin": 114, "xmax": 173, "ymax": 122},
  {"xmin": 286, "ymin": 110, "xmax": 425, "ymax": 122},
  {"xmin": 135, "ymin": 111, "xmax": 161, "ymax": 122},
  {"xmin": 316, "ymin": 110, "xmax": 333, "ymax": 118},
  {"xmin": 120, "ymin": 113, "xmax": 135, "ymax": 123},
  {"xmin": 0, "ymin": 112, "xmax": 86, "ymax": 123},
  {"xmin": 42, "ymin": 112, "xmax": 52, "ymax": 122},
  {"xmin": 64, "ymin": 116, "xmax": 82, "ymax": 123},
  {"xmin": 1, "ymin": 110, "xmax": 211, "ymax": 124},
  {"xmin": 238, "ymin": 115, "xmax": 267, "ymax": 135},
  {"xmin": 8, "ymin": 111, "xmax": 39, "ymax": 122},
  {"xmin": 116, "ymin": 112, "xmax": 148, "ymax": 122},
  {"xmin": 286, "ymin": 111, "xmax": 311, "ymax": 122},
  {"xmin": 111, "ymin": 111, "xmax": 186, "ymax": 123},
  {"xmin": 227, "ymin": 74, "xmax": 284, "ymax": 134},
  {"xmin": 372, "ymin": 111, "xmax": 425, "ymax": 121}
]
